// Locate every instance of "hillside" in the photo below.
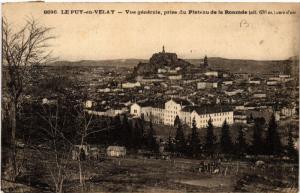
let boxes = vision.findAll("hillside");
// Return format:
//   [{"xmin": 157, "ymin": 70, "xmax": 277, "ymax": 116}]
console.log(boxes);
[
  {"xmin": 48, "ymin": 56, "xmax": 298, "ymax": 75},
  {"xmin": 50, "ymin": 59, "xmax": 147, "ymax": 68},
  {"xmin": 187, "ymin": 56, "xmax": 299, "ymax": 74},
  {"xmin": 133, "ymin": 51, "xmax": 192, "ymax": 75}
]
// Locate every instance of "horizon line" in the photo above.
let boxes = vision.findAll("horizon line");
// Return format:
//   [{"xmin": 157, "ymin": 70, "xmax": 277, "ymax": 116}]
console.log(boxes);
[{"xmin": 52, "ymin": 55, "xmax": 299, "ymax": 63}]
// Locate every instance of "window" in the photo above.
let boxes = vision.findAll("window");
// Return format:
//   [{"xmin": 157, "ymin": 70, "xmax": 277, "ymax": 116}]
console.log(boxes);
[{"xmin": 134, "ymin": 109, "xmax": 137, "ymax": 113}]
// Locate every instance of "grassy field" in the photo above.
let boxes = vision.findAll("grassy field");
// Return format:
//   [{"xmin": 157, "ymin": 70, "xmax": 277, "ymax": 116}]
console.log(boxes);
[
  {"xmin": 2, "ymin": 148, "xmax": 298, "ymax": 193},
  {"xmin": 72, "ymin": 157, "xmax": 298, "ymax": 193}
]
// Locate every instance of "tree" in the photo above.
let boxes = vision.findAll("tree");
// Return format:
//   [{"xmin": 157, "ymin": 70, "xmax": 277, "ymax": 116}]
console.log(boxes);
[
  {"xmin": 205, "ymin": 118, "xmax": 215, "ymax": 156},
  {"xmin": 252, "ymin": 118, "xmax": 264, "ymax": 155},
  {"xmin": 266, "ymin": 114, "xmax": 282, "ymax": 155},
  {"xmin": 146, "ymin": 119, "xmax": 157, "ymax": 152},
  {"xmin": 74, "ymin": 108, "xmax": 94, "ymax": 192},
  {"xmin": 121, "ymin": 114, "xmax": 132, "ymax": 147},
  {"xmin": 220, "ymin": 119, "xmax": 233, "ymax": 154},
  {"xmin": 140, "ymin": 113, "xmax": 145, "ymax": 137},
  {"xmin": 112, "ymin": 115, "xmax": 122, "ymax": 144},
  {"xmin": 189, "ymin": 117, "xmax": 200, "ymax": 157},
  {"xmin": 287, "ymin": 128, "xmax": 297, "ymax": 158},
  {"xmin": 2, "ymin": 18, "xmax": 54, "ymax": 181},
  {"xmin": 166, "ymin": 135, "xmax": 174, "ymax": 153},
  {"xmin": 174, "ymin": 116, "xmax": 186, "ymax": 154},
  {"xmin": 132, "ymin": 120, "xmax": 143, "ymax": 148},
  {"xmin": 249, "ymin": 113, "xmax": 254, "ymax": 122},
  {"xmin": 174, "ymin": 115, "xmax": 181, "ymax": 128},
  {"xmin": 37, "ymin": 103, "xmax": 73, "ymax": 193},
  {"xmin": 236, "ymin": 126, "xmax": 247, "ymax": 156}
]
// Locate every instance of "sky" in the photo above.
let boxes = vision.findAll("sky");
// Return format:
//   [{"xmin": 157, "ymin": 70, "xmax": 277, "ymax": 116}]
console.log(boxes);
[{"xmin": 3, "ymin": 3, "xmax": 300, "ymax": 61}]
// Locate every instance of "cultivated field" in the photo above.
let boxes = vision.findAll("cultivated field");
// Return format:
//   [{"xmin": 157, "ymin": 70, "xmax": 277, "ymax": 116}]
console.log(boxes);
[{"xmin": 1, "ymin": 148, "xmax": 298, "ymax": 193}]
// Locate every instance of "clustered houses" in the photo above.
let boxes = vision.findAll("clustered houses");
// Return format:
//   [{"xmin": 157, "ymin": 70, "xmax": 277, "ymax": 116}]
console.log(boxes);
[
  {"xmin": 130, "ymin": 98, "xmax": 233, "ymax": 128},
  {"xmin": 70, "ymin": 48, "xmax": 298, "ymax": 132}
]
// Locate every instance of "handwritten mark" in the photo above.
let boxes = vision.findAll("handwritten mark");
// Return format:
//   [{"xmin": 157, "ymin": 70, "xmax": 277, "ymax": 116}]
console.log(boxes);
[{"xmin": 240, "ymin": 19, "xmax": 249, "ymax": 28}]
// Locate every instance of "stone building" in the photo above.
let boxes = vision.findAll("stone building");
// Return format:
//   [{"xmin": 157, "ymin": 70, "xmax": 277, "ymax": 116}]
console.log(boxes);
[{"xmin": 130, "ymin": 99, "xmax": 234, "ymax": 128}]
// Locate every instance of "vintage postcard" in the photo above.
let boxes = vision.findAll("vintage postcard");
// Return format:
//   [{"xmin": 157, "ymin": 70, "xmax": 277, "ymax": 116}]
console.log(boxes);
[{"xmin": 1, "ymin": 2, "xmax": 299, "ymax": 193}]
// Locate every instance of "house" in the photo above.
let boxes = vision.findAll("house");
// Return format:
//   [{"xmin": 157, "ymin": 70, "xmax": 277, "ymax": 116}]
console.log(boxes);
[
  {"xmin": 168, "ymin": 74, "xmax": 182, "ymax": 80},
  {"xmin": 42, "ymin": 98, "xmax": 57, "ymax": 105},
  {"xmin": 222, "ymin": 80, "xmax": 233, "ymax": 85},
  {"xmin": 267, "ymin": 81, "xmax": 279, "ymax": 86},
  {"xmin": 131, "ymin": 103, "xmax": 143, "ymax": 117},
  {"xmin": 85, "ymin": 106, "xmax": 128, "ymax": 117},
  {"xmin": 175, "ymin": 67, "xmax": 181, "ymax": 71},
  {"xmin": 157, "ymin": 68, "xmax": 167, "ymax": 73},
  {"xmin": 235, "ymin": 105, "xmax": 245, "ymax": 110},
  {"xmin": 281, "ymin": 106, "xmax": 297, "ymax": 117},
  {"xmin": 168, "ymin": 69, "xmax": 178, "ymax": 74},
  {"xmin": 269, "ymin": 77, "xmax": 281, "ymax": 81},
  {"xmin": 249, "ymin": 78, "xmax": 261, "ymax": 84},
  {"xmin": 197, "ymin": 82, "xmax": 218, "ymax": 89},
  {"xmin": 139, "ymin": 78, "xmax": 164, "ymax": 83},
  {"xmin": 205, "ymin": 71, "xmax": 218, "ymax": 77},
  {"xmin": 97, "ymin": 88, "xmax": 111, "ymax": 93},
  {"xmin": 279, "ymin": 74, "xmax": 290, "ymax": 78},
  {"xmin": 84, "ymin": 100, "xmax": 95, "ymax": 108},
  {"xmin": 224, "ymin": 89, "xmax": 243, "ymax": 96},
  {"xmin": 253, "ymin": 93, "xmax": 267, "ymax": 98},
  {"xmin": 122, "ymin": 82, "xmax": 141, "ymax": 89},
  {"xmin": 107, "ymin": 146, "xmax": 126, "ymax": 157}
]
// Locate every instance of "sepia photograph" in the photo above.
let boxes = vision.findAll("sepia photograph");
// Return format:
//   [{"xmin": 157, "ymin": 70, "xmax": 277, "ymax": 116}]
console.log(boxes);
[{"xmin": 1, "ymin": 2, "xmax": 300, "ymax": 193}]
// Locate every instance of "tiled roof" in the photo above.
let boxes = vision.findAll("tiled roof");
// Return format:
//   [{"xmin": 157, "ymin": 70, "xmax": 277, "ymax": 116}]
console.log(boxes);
[
  {"xmin": 171, "ymin": 98, "xmax": 191, "ymax": 106},
  {"xmin": 182, "ymin": 105, "xmax": 233, "ymax": 115},
  {"xmin": 137, "ymin": 99, "xmax": 166, "ymax": 108}
]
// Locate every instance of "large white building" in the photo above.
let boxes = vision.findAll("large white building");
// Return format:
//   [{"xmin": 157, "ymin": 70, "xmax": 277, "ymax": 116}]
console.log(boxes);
[{"xmin": 130, "ymin": 99, "xmax": 233, "ymax": 128}]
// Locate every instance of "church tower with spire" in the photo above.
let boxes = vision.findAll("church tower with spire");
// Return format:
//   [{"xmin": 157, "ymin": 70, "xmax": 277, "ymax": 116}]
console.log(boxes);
[
  {"xmin": 162, "ymin": 45, "xmax": 165, "ymax": 53},
  {"xmin": 203, "ymin": 55, "xmax": 208, "ymax": 68}
]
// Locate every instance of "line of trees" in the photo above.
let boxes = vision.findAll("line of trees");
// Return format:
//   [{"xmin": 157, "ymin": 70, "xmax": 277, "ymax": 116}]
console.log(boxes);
[
  {"xmin": 165, "ymin": 115, "xmax": 298, "ymax": 159},
  {"xmin": 79, "ymin": 113, "xmax": 159, "ymax": 152}
]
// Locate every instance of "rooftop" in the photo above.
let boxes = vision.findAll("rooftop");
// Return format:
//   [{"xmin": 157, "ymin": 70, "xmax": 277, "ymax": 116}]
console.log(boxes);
[{"xmin": 182, "ymin": 105, "xmax": 233, "ymax": 115}]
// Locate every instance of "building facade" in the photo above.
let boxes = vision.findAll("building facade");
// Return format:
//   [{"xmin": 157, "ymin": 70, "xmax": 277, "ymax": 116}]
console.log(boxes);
[{"xmin": 130, "ymin": 99, "xmax": 234, "ymax": 128}]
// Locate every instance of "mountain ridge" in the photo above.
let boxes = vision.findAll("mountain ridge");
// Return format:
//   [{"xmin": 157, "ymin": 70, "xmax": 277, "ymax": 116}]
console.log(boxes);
[{"xmin": 47, "ymin": 56, "xmax": 299, "ymax": 74}]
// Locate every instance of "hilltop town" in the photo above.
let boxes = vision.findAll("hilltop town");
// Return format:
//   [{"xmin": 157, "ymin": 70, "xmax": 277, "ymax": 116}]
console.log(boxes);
[
  {"xmin": 2, "ymin": 2, "xmax": 299, "ymax": 192},
  {"xmin": 79, "ymin": 47, "xmax": 298, "ymax": 129},
  {"xmin": 2, "ymin": 47, "xmax": 299, "ymax": 193}
]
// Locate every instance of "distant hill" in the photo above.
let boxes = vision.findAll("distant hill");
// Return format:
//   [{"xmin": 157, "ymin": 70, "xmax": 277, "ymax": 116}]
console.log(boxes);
[
  {"xmin": 49, "ymin": 59, "xmax": 147, "ymax": 68},
  {"xmin": 48, "ymin": 56, "xmax": 298, "ymax": 75},
  {"xmin": 133, "ymin": 51, "xmax": 192, "ymax": 75},
  {"xmin": 187, "ymin": 56, "xmax": 299, "ymax": 74}
]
